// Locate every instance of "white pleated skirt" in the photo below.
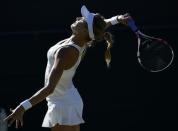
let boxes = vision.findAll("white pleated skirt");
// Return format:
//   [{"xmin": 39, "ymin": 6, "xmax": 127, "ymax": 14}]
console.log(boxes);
[{"xmin": 42, "ymin": 87, "xmax": 85, "ymax": 127}]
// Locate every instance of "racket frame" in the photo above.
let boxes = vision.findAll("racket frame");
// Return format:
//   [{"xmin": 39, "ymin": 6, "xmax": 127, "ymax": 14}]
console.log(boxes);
[{"xmin": 128, "ymin": 19, "xmax": 174, "ymax": 72}]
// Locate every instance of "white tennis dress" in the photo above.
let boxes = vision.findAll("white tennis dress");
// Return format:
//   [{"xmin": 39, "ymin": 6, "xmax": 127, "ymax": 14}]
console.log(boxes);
[{"xmin": 42, "ymin": 38, "xmax": 85, "ymax": 127}]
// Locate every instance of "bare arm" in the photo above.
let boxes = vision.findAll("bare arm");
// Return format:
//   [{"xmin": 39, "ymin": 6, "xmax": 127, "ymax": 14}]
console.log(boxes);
[
  {"xmin": 4, "ymin": 46, "xmax": 79, "ymax": 128},
  {"xmin": 29, "ymin": 46, "xmax": 79, "ymax": 106},
  {"xmin": 105, "ymin": 13, "xmax": 131, "ymax": 29}
]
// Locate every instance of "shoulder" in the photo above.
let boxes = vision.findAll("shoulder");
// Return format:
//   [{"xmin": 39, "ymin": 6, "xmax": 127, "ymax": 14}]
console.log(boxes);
[
  {"xmin": 56, "ymin": 45, "xmax": 79, "ymax": 59},
  {"xmin": 54, "ymin": 46, "xmax": 79, "ymax": 70}
]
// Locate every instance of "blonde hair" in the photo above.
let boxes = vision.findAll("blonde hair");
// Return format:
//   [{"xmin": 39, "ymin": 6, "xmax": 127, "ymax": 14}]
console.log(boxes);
[{"xmin": 104, "ymin": 32, "xmax": 113, "ymax": 68}]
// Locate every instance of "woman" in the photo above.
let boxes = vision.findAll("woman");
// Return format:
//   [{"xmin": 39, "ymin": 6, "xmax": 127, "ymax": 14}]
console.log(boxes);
[{"xmin": 4, "ymin": 5, "xmax": 131, "ymax": 131}]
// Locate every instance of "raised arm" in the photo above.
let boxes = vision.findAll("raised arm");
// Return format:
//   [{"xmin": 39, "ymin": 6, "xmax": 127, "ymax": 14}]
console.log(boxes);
[
  {"xmin": 104, "ymin": 13, "xmax": 131, "ymax": 29},
  {"xmin": 4, "ymin": 46, "xmax": 79, "ymax": 128}
]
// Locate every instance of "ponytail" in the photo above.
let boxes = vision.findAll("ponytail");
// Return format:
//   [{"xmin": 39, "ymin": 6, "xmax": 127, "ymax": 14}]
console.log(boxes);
[{"xmin": 104, "ymin": 32, "xmax": 113, "ymax": 68}]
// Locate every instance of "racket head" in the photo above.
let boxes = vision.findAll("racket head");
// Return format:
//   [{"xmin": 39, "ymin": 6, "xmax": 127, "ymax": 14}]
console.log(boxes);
[{"xmin": 137, "ymin": 37, "xmax": 174, "ymax": 72}]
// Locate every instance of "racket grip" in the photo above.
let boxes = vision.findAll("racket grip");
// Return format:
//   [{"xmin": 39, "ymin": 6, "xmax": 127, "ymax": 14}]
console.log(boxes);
[{"xmin": 128, "ymin": 19, "xmax": 138, "ymax": 32}]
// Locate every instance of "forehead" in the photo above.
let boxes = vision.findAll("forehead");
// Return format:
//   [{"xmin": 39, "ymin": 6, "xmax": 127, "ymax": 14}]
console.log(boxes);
[{"xmin": 77, "ymin": 17, "xmax": 87, "ymax": 26}]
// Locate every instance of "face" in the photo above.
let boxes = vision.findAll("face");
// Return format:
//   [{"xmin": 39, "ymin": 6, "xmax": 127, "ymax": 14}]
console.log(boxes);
[{"xmin": 71, "ymin": 17, "xmax": 88, "ymax": 36}]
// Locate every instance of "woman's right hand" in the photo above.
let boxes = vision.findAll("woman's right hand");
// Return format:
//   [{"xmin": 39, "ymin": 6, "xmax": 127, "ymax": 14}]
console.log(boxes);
[
  {"xmin": 4, "ymin": 105, "xmax": 25, "ymax": 128},
  {"xmin": 117, "ymin": 13, "xmax": 132, "ymax": 25}
]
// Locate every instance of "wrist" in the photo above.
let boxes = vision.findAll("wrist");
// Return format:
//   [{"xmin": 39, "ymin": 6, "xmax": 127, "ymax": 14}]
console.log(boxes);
[
  {"xmin": 19, "ymin": 105, "xmax": 26, "ymax": 113},
  {"xmin": 109, "ymin": 16, "xmax": 119, "ymax": 25},
  {"xmin": 20, "ymin": 99, "xmax": 32, "ymax": 111}
]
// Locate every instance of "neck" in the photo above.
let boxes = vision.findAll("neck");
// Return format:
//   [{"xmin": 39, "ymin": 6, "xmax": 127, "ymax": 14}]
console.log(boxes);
[{"xmin": 70, "ymin": 34, "xmax": 90, "ymax": 47}]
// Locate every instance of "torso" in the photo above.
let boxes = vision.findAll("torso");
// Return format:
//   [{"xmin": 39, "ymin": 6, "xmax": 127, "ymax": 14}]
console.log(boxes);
[{"xmin": 45, "ymin": 38, "xmax": 86, "ymax": 101}]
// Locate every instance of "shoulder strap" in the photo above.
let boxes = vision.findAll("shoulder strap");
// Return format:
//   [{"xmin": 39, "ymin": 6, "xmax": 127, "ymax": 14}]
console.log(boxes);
[
  {"xmin": 54, "ymin": 38, "xmax": 86, "ymax": 57},
  {"xmin": 69, "ymin": 44, "xmax": 82, "ymax": 52}
]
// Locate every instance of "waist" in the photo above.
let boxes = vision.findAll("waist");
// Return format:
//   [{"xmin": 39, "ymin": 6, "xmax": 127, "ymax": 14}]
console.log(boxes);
[
  {"xmin": 46, "ymin": 84, "xmax": 76, "ymax": 101},
  {"xmin": 46, "ymin": 87, "xmax": 82, "ymax": 107}
]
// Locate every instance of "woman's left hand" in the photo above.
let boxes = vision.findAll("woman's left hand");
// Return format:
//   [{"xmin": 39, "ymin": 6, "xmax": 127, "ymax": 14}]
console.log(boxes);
[{"xmin": 4, "ymin": 105, "xmax": 25, "ymax": 128}]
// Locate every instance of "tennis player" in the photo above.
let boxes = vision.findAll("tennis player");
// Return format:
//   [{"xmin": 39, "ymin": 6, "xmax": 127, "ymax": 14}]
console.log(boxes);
[{"xmin": 4, "ymin": 5, "xmax": 130, "ymax": 131}]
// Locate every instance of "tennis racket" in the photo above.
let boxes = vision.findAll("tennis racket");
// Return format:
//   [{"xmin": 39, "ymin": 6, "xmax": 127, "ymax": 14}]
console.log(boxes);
[{"xmin": 128, "ymin": 19, "xmax": 174, "ymax": 72}]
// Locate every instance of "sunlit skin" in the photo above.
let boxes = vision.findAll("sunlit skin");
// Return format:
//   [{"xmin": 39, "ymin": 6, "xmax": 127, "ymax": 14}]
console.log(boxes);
[
  {"xmin": 70, "ymin": 17, "xmax": 91, "ymax": 47},
  {"xmin": 4, "ymin": 14, "xmax": 131, "ymax": 131}
]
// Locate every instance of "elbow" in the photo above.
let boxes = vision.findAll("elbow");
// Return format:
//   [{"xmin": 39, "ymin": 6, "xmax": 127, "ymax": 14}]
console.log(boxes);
[
  {"xmin": 48, "ymin": 88, "xmax": 55, "ymax": 95},
  {"xmin": 45, "ymin": 84, "xmax": 55, "ymax": 96}
]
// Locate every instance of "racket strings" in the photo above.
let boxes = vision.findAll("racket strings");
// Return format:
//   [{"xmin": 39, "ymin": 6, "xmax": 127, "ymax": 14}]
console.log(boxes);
[{"xmin": 139, "ymin": 39, "xmax": 173, "ymax": 71}]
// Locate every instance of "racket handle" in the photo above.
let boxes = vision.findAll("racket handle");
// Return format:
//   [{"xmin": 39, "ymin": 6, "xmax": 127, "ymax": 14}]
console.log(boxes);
[{"xmin": 128, "ymin": 19, "xmax": 138, "ymax": 32}]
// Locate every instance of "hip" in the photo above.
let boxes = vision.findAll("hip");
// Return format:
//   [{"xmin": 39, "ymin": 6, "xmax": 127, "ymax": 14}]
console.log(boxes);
[{"xmin": 46, "ymin": 87, "xmax": 83, "ymax": 106}]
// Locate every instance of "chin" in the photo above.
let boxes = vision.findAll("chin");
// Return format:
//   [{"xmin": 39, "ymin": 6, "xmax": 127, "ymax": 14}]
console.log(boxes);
[
  {"xmin": 71, "ymin": 28, "xmax": 75, "ymax": 34},
  {"xmin": 71, "ymin": 23, "xmax": 75, "ymax": 30}
]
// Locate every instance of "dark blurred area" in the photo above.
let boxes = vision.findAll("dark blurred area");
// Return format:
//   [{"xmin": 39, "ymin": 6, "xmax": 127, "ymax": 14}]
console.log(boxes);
[{"xmin": 0, "ymin": 0, "xmax": 177, "ymax": 131}]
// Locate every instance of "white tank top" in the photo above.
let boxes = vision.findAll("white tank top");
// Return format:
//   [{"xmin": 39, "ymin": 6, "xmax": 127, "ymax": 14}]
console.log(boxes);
[{"xmin": 44, "ymin": 38, "xmax": 86, "ymax": 101}]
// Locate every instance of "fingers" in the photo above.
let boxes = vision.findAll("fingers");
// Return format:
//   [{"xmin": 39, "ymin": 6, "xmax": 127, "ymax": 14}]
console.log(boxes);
[
  {"xmin": 16, "ymin": 120, "xmax": 19, "ymax": 128},
  {"xmin": 5, "ymin": 116, "xmax": 23, "ymax": 128},
  {"xmin": 16, "ymin": 119, "xmax": 22, "ymax": 128},
  {"xmin": 3, "ymin": 114, "xmax": 12, "ymax": 122},
  {"xmin": 3, "ymin": 107, "xmax": 14, "ymax": 122},
  {"xmin": 8, "ymin": 117, "xmax": 15, "ymax": 127},
  {"xmin": 15, "ymin": 119, "xmax": 23, "ymax": 128},
  {"xmin": 15, "ymin": 117, "xmax": 23, "ymax": 128},
  {"xmin": 10, "ymin": 108, "xmax": 14, "ymax": 112},
  {"xmin": 122, "ymin": 13, "xmax": 133, "ymax": 25},
  {"xmin": 20, "ymin": 118, "xmax": 23, "ymax": 126},
  {"xmin": 3, "ymin": 108, "xmax": 16, "ymax": 127},
  {"xmin": 3, "ymin": 107, "xmax": 24, "ymax": 128},
  {"xmin": 4, "ymin": 115, "xmax": 23, "ymax": 128}
]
